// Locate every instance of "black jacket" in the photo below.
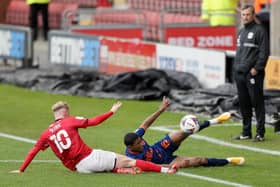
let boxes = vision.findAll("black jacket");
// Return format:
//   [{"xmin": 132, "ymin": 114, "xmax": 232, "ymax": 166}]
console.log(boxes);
[{"xmin": 234, "ymin": 21, "xmax": 269, "ymax": 74}]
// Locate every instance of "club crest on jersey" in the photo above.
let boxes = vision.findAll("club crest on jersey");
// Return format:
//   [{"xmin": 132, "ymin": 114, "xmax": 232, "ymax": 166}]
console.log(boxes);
[
  {"xmin": 161, "ymin": 139, "xmax": 170, "ymax": 149},
  {"xmin": 247, "ymin": 32, "xmax": 254, "ymax": 39}
]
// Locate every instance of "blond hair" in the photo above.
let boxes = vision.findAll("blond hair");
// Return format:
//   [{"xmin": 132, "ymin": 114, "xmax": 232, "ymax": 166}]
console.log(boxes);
[{"xmin": 51, "ymin": 101, "xmax": 69, "ymax": 112}]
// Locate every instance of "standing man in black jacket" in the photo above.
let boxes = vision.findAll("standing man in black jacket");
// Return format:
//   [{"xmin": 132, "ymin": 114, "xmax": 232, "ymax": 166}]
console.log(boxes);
[
  {"xmin": 27, "ymin": 0, "xmax": 49, "ymax": 41},
  {"xmin": 233, "ymin": 4, "xmax": 269, "ymax": 142}
]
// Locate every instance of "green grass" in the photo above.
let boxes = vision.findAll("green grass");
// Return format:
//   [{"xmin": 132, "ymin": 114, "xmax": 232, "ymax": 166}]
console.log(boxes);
[{"xmin": 1, "ymin": 83, "xmax": 280, "ymax": 187}]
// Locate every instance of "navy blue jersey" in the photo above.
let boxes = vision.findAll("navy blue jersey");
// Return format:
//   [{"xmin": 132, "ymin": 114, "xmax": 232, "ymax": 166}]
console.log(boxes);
[{"xmin": 125, "ymin": 128, "xmax": 179, "ymax": 164}]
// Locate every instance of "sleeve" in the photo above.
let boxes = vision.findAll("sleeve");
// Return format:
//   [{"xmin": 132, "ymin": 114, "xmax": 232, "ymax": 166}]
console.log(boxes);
[
  {"xmin": 135, "ymin": 128, "xmax": 145, "ymax": 137},
  {"xmin": 19, "ymin": 134, "xmax": 48, "ymax": 172},
  {"xmin": 255, "ymin": 26, "xmax": 269, "ymax": 71},
  {"xmin": 74, "ymin": 111, "xmax": 114, "ymax": 128},
  {"xmin": 19, "ymin": 146, "xmax": 41, "ymax": 172}
]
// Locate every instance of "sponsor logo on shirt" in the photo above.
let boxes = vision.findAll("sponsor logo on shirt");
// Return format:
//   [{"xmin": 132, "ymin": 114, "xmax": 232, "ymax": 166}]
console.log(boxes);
[{"xmin": 247, "ymin": 32, "xmax": 254, "ymax": 39}]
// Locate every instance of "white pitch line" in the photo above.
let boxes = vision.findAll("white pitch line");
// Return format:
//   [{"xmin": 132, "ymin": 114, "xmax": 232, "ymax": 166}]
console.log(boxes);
[
  {"xmin": 177, "ymin": 172, "xmax": 251, "ymax": 187},
  {"xmin": 163, "ymin": 123, "xmax": 242, "ymax": 128},
  {"xmin": 0, "ymin": 160, "xmax": 59, "ymax": 163},
  {"xmin": 151, "ymin": 126, "xmax": 280, "ymax": 156},
  {"xmin": 0, "ymin": 160, "xmax": 250, "ymax": 187},
  {"xmin": 0, "ymin": 132, "xmax": 36, "ymax": 144},
  {"xmin": 1, "ymin": 131, "xmax": 251, "ymax": 187}
]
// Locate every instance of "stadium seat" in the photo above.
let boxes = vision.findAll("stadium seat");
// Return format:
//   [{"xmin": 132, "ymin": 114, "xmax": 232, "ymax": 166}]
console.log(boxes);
[
  {"xmin": 56, "ymin": 0, "xmax": 203, "ymax": 41},
  {"xmin": 6, "ymin": 1, "xmax": 29, "ymax": 26},
  {"xmin": 5, "ymin": 0, "xmax": 79, "ymax": 29}
]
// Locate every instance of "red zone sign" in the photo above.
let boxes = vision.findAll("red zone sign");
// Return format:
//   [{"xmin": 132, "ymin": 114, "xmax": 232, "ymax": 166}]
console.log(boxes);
[{"xmin": 164, "ymin": 26, "xmax": 237, "ymax": 51}]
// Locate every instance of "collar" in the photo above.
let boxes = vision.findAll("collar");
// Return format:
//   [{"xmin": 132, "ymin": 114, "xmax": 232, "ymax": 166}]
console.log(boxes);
[
  {"xmin": 244, "ymin": 21, "xmax": 256, "ymax": 29},
  {"xmin": 127, "ymin": 148, "xmax": 140, "ymax": 155}
]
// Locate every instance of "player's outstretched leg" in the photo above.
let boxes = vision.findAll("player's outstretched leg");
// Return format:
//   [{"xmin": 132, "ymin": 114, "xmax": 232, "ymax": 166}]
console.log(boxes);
[
  {"xmin": 206, "ymin": 157, "xmax": 245, "ymax": 166},
  {"xmin": 170, "ymin": 156, "xmax": 245, "ymax": 168},
  {"xmin": 115, "ymin": 154, "xmax": 177, "ymax": 174},
  {"xmin": 135, "ymin": 160, "xmax": 177, "ymax": 174},
  {"xmin": 198, "ymin": 112, "xmax": 232, "ymax": 132}
]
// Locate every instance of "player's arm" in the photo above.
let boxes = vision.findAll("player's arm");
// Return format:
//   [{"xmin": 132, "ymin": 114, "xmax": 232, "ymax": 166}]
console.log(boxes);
[
  {"xmin": 10, "ymin": 146, "xmax": 41, "ymax": 173},
  {"xmin": 139, "ymin": 97, "xmax": 170, "ymax": 130},
  {"xmin": 86, "ymin": 101, "xmax": 122, "ymax": 127}
]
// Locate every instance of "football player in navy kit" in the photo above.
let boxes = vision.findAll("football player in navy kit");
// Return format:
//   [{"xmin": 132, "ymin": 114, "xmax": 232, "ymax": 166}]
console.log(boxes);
[{"xmin": 124, "ymin": 97, "xmax": 245, "ymax": 168}]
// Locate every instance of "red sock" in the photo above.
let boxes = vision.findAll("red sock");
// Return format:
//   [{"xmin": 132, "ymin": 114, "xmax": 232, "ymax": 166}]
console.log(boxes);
[{"xmin": 135, "ymin": 160, "xmax": 161, "ymax": 172}]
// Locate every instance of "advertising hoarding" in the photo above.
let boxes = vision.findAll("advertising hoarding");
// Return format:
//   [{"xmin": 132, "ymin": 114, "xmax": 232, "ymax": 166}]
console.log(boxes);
[
  {"xmin": 99, "ymin": 38, "xmax": 156, "ymax": 74},
  {"xmin": 164, "ymin": 26, "xmax": 236, "ymax": 51},
  {"xmin": 265, "ymin": 56, "xmax": 280, "ymax": 90},
  {"xmin": 49, "ymin": 31, "xmax": 100, "ymax": 68},
  {"xmin": 156, "ymin": 43, "xmax": 226, "ymax": 88}
]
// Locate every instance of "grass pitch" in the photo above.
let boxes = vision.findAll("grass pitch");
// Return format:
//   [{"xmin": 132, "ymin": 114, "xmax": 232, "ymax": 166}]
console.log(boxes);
[{"xmin": 1, "ymin": 83, "xmax": 280, "ymax": 187}]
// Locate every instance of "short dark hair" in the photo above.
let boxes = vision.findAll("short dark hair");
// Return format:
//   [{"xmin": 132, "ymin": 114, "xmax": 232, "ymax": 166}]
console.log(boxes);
[
  {"xmin": 124, "ymin": 132, "xmax": 139, "ymax": 146},
  {"xmin": 242, "ymin": 4, "xmax": 255, "ymax": 14}
]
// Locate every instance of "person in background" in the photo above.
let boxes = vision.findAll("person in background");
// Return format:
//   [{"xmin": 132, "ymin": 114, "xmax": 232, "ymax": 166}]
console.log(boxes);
[
  {"xmin": 201, "ymin": 0, "xmax": 240, "ymax": 26},
  {"xmin": 254, "ymin": 0, "xmax": 272, "ymax": 13},
  {"xmin": 200, "ymin": 0, "xmax": 210, "ymax": 21},
  {"xmin": 26, "ymin": 0, "xmax": 49, "ymax": 41},
  {"xmin": 10, "ymin": 101, "xmax": 177, "ymax": 174},
  {"xmin": 233, "ymin": 4, "xmax": 269, "ymax": 142},
  {"xmin": 124, "ymin": 97, "xmax": 245, "ymax": 168},
  {"xmin": 255, "ymin": 0, "xmax": 272, "ymax": 52}
]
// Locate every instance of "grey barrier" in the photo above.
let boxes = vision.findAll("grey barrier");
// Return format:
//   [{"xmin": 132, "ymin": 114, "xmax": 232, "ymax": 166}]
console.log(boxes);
[
  {"xmin": 0, "ymin": 24, "xmax": 33, "ymax": 68},
  {"xmin": 48, "ymin": 30, "xmax": 100, "ymax": 69}
]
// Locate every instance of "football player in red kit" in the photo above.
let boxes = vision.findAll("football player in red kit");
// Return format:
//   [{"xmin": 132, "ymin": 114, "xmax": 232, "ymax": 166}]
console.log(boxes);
[{"xmin": 10, "ymin": 101, "xmax": 177, "ymax": 174}]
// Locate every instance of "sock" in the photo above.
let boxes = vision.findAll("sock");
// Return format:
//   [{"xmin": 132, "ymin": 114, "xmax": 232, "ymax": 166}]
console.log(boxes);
[
  {"xmin": 208, "ymin": 119, "xmax": 218, "ymax": 124},
  {"xmin": 198, "ymin": 121, "xmax": 210, "ymax": 132},
  {"xmin": 203, "ymin": 158, "xmax": 229, "ymax": 166},
  {"xmin": 135, "ymin": 160, "xmax": 161, "ymax": 172}
]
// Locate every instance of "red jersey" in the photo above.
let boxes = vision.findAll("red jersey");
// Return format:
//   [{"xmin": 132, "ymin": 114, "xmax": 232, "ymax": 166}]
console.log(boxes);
[{"xmin": 19, "ymin": 111, "xmax": 113, "ymax": 172}]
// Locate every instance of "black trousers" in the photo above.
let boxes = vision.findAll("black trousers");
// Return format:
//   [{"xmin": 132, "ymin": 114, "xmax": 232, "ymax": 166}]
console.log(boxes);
[
  {"xmin": 29, "ymin": 3, "xmax": 49, "ymax": 40},
  {"xmin": 234, "ymin": 71, "xmax": 266, "ymax": 137}
]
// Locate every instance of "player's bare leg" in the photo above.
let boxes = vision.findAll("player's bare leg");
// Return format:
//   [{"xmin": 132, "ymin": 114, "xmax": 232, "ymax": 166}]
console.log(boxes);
[
  {"xmin": 170, "ymin": 156, "xmax": 208, "ymax": 168},
  {"xmin": 170, "ymin": 155, "xmax": 243, "ymax": 168}
]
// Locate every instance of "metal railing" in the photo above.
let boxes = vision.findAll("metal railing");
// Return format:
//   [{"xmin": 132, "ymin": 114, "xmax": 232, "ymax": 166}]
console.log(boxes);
[{"xmin": 61, "ymin": 8, "xmax": 147, "ymax": 39}]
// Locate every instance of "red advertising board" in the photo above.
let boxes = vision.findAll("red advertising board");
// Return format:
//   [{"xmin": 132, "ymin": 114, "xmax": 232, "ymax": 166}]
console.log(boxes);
[
  {"xmin": 99, "ymin": 38, "xmax": 156, "ymax": 74},
  {"xmin": 72, "ymin": 28, "xmax": 143, "ymax": 40},
  {"xmin": 164, "ymin": 26, "xmax": 237, "ymax": 51}
]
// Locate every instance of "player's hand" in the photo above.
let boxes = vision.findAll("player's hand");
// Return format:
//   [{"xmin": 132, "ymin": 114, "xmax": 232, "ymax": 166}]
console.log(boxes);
[
  {"xmin": 250, "ymin": 68, "xmax": 258, "ymax": 76},
  {"xmin": 159, "ymin": 96, "xmax": 170, "ymax": 112},
  {"xmin": 9, "ymin": 170, "xmax": 22, "ymax": 173},
  {"xmin": 110, "ymin": 101, "xmax": 122, "ymax": 113}
]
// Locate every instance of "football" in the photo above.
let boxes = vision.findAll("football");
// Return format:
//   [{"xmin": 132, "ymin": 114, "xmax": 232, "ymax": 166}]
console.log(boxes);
[{"xmin": 180, "ymin": 115, "xmax": 200, "ymax": 133}]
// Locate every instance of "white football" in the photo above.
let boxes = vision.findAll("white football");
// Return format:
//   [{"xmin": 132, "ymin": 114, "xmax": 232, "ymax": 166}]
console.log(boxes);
[{"xmin": 180, "ymin": 115, "xmax": 200, "ymax": 133}]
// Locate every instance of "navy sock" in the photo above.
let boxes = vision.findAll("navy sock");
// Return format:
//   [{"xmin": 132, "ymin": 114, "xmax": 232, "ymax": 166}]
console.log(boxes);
[
  {"xmin": 203, "ymin": 158, "xmax": 229, "ymax": 167},
  {"xmin": 198, "ymin": 121, "xmax": 210, "ymax": 132}
]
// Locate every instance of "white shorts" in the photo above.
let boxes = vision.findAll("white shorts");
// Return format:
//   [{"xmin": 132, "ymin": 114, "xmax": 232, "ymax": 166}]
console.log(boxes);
[{"xmin": 75, "ymin": 149, "xmax": 117, "ymax": 173}]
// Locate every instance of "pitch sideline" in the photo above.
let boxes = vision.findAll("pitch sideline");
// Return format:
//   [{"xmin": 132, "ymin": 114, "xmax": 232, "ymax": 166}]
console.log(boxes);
[{"xmin": 1, "ymin": 132, "xmax": 251, "ymax": 187}]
